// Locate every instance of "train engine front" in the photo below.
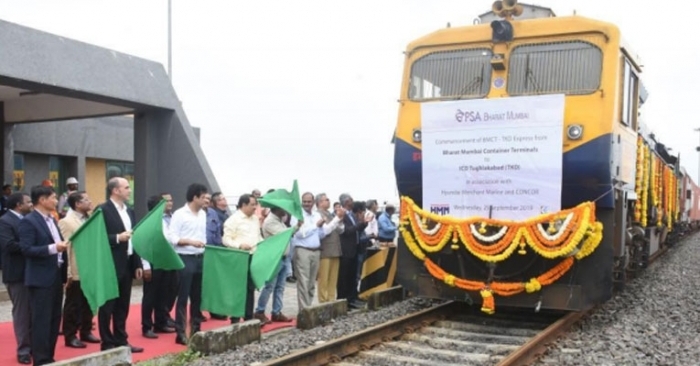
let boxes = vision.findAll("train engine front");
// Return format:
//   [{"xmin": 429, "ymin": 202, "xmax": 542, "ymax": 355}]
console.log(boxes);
[{"xmin": 393, "ymin": 1, "xmax": 643, "ymax": 313}]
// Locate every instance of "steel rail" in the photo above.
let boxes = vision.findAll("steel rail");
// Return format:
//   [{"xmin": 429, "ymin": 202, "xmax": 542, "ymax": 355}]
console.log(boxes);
[
  {"xmin": 495, "ymin": 310, "xmax": 589, "ymax": 366},
  {"xmin": 259, "ymin": 301, "xmax": 456, "ymax": 366}
]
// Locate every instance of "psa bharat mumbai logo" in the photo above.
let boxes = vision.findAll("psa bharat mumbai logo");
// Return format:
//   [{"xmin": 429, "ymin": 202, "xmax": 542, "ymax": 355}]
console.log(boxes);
[
  {"xmin": 430, "ymin": 204, "xmax": 450, "ymax": 215},
  {"xmin": 455, "ymin": 109, "xmax": 481, "ymax": 123},
  {"xmin": 455, "ymin": 108, "xmax": 531, "ymax": 122}
]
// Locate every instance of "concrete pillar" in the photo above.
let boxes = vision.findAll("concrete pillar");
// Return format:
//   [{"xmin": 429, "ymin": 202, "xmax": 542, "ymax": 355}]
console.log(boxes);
[{"xmin": 133, "ymin": 108, "xmax": 219, "ymax": 219}]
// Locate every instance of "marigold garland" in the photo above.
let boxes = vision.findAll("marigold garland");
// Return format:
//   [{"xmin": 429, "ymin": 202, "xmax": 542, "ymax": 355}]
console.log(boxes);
[
  {"xmin": 399, "ymin": 196, "xmax": 605, "ymax": 314},
  {"xmin": 641, "ymin": 146, "xmax": 650, "ymax": 227},
  {"xmin": 634, "ymin": 136, "xmax": 644, "ymax": 223},
  {"xmin": 401, "ymin": 197, "xmax": 599, "ymax": 262},
  {"xmin": 656, "ymin": 157, "xmax": 663, "ymax": 227}
]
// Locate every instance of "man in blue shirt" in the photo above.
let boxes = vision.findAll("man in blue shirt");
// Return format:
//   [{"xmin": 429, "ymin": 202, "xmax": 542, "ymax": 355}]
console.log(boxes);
[{"xmin": 377, "ymin": 204, "xmax": 397, "ymax": 246}]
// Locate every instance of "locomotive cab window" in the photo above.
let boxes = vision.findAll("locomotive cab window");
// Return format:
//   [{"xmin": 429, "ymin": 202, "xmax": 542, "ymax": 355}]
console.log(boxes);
[
  {"xmin": 507, "ymin": 41, "xmax": 602, "ymax": 96},
  {"xmin": 620, "ymin": 58, "xmax": 639, "ymax": 129},
  {"xmin": 408, "ymin": 49, "xmax": 492, "ymax": 100}
]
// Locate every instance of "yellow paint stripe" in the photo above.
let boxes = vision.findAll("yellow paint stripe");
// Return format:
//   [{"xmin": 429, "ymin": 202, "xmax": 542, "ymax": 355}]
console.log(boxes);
[
  {"xmin": 358, "ymin": 248, "xmax": 399, "ymax": 300},
  {"xmin": 361, "ymin": 248, "xmax": 389, "ymax": 279}
]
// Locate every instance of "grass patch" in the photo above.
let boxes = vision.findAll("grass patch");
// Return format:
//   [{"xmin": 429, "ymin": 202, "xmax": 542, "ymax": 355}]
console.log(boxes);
[{"xmin": 135, "ymin": 349, "xmax": 201, "ymax": 366}]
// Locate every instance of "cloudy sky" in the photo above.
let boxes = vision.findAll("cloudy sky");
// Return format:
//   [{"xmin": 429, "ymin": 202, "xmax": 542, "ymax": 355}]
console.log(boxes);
[{"xmin": 0, "ymin": 0, "xmax": 694, "ymax": 203}]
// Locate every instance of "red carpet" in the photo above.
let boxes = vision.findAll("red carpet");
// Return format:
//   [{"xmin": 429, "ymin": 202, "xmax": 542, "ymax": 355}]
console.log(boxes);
[{"xmin": 0, "ymin": 305, "xmax": 295, "ymax": 364}]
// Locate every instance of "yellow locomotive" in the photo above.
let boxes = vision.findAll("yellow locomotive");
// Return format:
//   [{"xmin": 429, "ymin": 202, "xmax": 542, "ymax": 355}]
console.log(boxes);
[{"xmin": 393, "ymin": 0, "xmax": 687, "ymax": 313}]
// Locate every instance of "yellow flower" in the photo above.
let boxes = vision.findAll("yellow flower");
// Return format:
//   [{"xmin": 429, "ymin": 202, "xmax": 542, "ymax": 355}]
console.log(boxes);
[{"xmin": 525, "ymin": 278, "xmax": 542, "ymax": 293}]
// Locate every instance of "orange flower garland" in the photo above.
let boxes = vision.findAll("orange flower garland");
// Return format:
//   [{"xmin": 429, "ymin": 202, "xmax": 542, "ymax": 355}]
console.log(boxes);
[
  {"xmin": 654, "ymin": 156, "xmax": 664, "ymax": 227},
  {"xmin": 399, "ymin": 196, "xmax": 604, "ymax": 314},
  {"xmin": 401, "ymin": 197, "xmax": 599, "ymax": 262},
  {"xmin": 641, "ymin": 146, "xmax": 650, "ymax": 227},
  {"xmin": 634, "ymin": 136, "xmax": 644, "ymax": 223}
]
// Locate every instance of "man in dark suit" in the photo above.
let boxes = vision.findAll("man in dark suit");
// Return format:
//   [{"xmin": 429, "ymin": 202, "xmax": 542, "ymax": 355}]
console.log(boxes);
[
  {"xmin": 0, "ymin": 192, "xmax": 33, "ymax": 364},
  {"xmin": 19, "ymin": 185, "xmax": 67, "ymax": 366},
  {"xmin": 97, "ymin": 177, "xmax": 144, "ymax": 353},
  {"xmin": 337, "ymin": 193, "xmax": 368, "ymax": 309}
]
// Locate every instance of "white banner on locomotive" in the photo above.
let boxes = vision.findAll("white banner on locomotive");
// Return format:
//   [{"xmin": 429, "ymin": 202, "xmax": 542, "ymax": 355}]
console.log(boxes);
[{"xmin": 421, "ymin": 94, "xmax": 565, "ymax": 220}]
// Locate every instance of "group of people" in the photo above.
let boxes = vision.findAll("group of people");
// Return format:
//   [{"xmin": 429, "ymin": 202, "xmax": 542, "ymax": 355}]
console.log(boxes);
[
  {"xmin": 0, "ymin": 177, "xmax": 398, "ymax": 366},
  {"xmin": 0, "ymin": 177, "xmax": 142, "ymax": 365}
]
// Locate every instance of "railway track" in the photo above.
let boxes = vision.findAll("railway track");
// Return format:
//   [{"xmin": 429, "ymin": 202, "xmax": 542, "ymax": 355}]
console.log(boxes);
[
  {"xmin": 257, "ymin": 232, "xmax": 692, "ymax": 366},
  {"xmin": 259, "ymin": 301, "xmax": 586, "ymax": 366}
]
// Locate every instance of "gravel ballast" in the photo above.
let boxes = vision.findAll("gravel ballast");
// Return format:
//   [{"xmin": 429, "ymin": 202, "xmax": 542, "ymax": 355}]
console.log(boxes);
[
  {"xmin": 189, "ymin": 233, "xmax": 700, "ymax": 365},
  {"xmin": 536, "ymin": 233, "xmax": 700, "ymax": 366},
  {"xmin": 189, "ymin": 297, "xmax": 442, "ymax": 365}
]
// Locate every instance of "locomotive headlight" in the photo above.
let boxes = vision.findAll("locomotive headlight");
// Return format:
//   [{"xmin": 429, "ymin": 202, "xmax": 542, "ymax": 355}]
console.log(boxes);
[
  {"xmin": 412, "ymin": 129, "xmax": 422, "ymax": 143},
  {"xmin": 567, "ymin": 124, "xmax": 583, "ymax": 140}
]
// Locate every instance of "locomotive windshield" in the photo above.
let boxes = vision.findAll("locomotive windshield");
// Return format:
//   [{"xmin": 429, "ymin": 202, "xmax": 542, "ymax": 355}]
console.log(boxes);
[
  {"xmin": 408, "ymin": 48, "xmax": 493, "ymax": 100},
  {"xmin": 507, "ymin": 40, "xmax": 602, "ymax": 96},
  {"xmin": 407, "ymin": 41, "xmax": 602, "ymax": 101}
]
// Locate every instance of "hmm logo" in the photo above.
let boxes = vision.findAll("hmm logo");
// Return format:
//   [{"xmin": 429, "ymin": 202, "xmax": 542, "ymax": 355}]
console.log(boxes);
[
  {"xmin": 455, "ymin": 109, "xmax": 482, "ymax": 123},
  {"xmin": 430, "ymin": 204, "xmax": 450, "ymax": 215}
]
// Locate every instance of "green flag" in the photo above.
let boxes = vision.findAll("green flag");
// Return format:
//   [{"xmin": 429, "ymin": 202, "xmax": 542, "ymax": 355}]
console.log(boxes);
[
  {"xmin": 201, "ymin": 246, "xmax": 250, "ymax": 318},
  {"xmin": 69, "ymin": 209, "xmax": 119, "ymax": 315},
  {"xmin": 258, "ymin": 179, "xmax": 303, "ymax": 221},
  {"xmin": 131, "ymin": 199, "xmax": 184, "ymax": 270},
  {"xmin": 250, "ymin": 228, "xmax": 295, "ymax": 289}
]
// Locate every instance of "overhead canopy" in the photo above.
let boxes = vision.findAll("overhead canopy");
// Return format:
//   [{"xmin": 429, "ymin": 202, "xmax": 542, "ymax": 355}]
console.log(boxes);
[{"xmin": 0, "ymin": 18, "xmax": 220, "ymax": 217}]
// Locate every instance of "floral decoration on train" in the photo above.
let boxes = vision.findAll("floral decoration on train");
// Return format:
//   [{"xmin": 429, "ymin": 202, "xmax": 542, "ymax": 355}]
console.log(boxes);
[
  {"xmin": 398, "ymin": 196, "xmax": 604, "ymax": 314},
  {"xmin": 634, "ymin": 136, "xmax": 650, "ymax": 227}
]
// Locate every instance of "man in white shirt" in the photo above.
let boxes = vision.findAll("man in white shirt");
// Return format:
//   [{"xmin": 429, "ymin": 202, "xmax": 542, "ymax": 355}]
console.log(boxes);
[
  {"xmin": 289, "ymin": 192, "xmax": 326, "ymax": 311},
  {"xmin": 222, "ymin": 194, "xmax": 262, "ymax": 321},
  {"xmin": 166, "ymin": 183, "xmax": 208, "ymax": 345}
]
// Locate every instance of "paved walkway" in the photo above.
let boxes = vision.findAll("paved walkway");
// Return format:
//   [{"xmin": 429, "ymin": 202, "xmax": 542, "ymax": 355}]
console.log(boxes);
[{"xmin": 0, "ymin": 281, "xmax": 313, "ymax": 323}]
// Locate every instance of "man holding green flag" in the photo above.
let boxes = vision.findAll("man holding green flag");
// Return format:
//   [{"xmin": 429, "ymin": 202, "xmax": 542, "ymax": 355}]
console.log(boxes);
[
  {"xmin": 131, "ymin": 198, "xmax": 184, "ymax": 271},
  {"xmin": 166, "ymin": 183, "xmax": 209, "ymax": 345},
  {"xmin": 251, "ymin": 206, "xmax": 297, "ymax": 324},
  {"xmin": 221, "ymin": 194, "xmax": 264, "ymax": 322},
  {"xmin": 131, "ymin": 195, "xmax": 184, "ymax": 339},
  {"xmin": 258, "ymin": 180, "xmax": 303, "ymax": 222},
  {"xmin": 58, "ymin": 191, "xmax": 102, "ymax": 348}
]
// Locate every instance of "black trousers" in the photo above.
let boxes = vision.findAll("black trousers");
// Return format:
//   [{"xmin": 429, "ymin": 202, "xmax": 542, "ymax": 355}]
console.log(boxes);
[
  {"xmin": 98, "ymin": 274, "xmax": 132, "ymax": 350},
  {"xmin": 337, "ymin": 256, "xmax": 358, "ymax": 302},
  {"xmin": 163, "ymin": 269, "xmax": 179, "ymax": 322},
  {"xmin": 231, "ymin": 258, "xmax": 255, "ymax": 322},
  {"xmin": 245, "ymin": 266, "xmax": 255, "ymax": 320},
  {"xmin": 142, "ymin": 269, "xmax": 175, "ymax": 332},
  {"xmin": 62, "ymin": 280, "xmax": 94, "ymax": 340},
  {"xmin": 29, "ymin": 269, "xmax": 63, "ymax": 365},
  {"xmin": 176, "ymin": 254, "xmax": 203, "ymax": 336}
]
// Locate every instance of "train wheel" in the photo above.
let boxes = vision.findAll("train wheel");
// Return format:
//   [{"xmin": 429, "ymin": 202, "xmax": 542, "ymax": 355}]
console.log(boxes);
[
  {"xmin": 627, "ymin": 233, "xmax": 647, "ymax": 275},
  {"xmin": 612, "ymin": 255, "xmax": 627, "ymax": 291}
]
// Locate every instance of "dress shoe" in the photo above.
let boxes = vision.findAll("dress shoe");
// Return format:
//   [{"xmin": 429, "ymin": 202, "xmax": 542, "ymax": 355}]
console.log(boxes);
[
  {"xmin": 129, "ymin": 344, "xmax": 144, "ymax": 353},
  {"xmin": 80, "ymin": 333, "xmax": 101, "ymax": 343},
  {"xmin": 167, "ymin": 318, "xmax": 176, "ymax": 328},
  {"xmin": 143, "ymin": 330, "xmax": 159, "ymax": 339},
  {"xmin": 253, "ymin": 312, "xmax": 272, "ymax": 325},
  {"xmin": 154, "ymin": 326, "xmax": 176, "ymax": 334},
  {"xmin": 175, "ymin": 333, "xmax": 188, "ymax": 345},
  {"xmin": 271, "ymin": 313, "xmax": 293, "ymax": 323},
  {"xmin": 17, "ymin": 354, "xmax": 31, "ymax": 364},
  {"xmin": 65, "ymin": 337, "xmax": 87, "ymax": 348},
  {"xmin": 210, "ymin": 313, "xmax": 228, "ymax": 320}
]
